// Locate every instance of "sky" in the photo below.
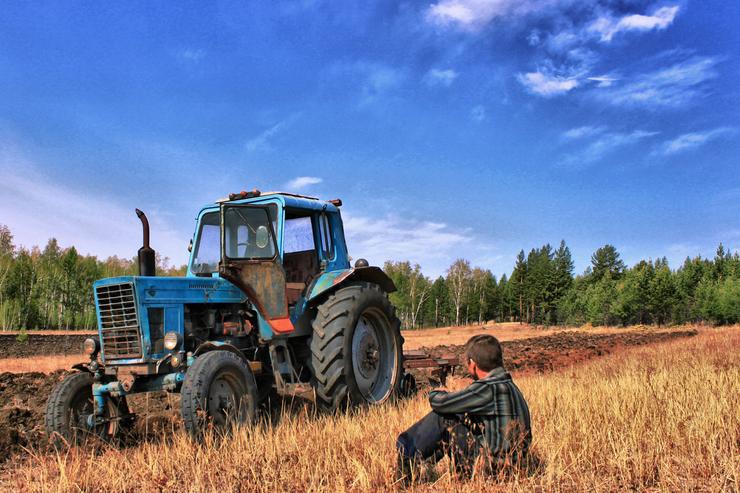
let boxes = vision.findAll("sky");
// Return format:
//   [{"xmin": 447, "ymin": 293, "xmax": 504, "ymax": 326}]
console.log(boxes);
[{"xmin": 0, "ymin": 0, "xmax": 738, "ymax": 278}]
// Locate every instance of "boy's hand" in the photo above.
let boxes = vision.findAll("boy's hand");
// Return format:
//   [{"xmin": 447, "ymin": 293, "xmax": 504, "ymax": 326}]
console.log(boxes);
[{"xmin": 445, "ymin": 376, "xmax": 470, "ymax": 392}]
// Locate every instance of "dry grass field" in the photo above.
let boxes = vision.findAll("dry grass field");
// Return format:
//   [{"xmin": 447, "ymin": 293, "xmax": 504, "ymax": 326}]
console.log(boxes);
[
  {"xmin": 0, "ymin": 354, "xmax": 84, "ymax": 374},
  {"xmin": 2, "ymin": 327, "xmax": 737, "ymax": 492}
]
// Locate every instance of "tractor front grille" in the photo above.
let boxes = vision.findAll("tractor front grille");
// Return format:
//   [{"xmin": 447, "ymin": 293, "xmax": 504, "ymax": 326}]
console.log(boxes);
[{"xmin": 96, "ymin": 283, "xmax": 142, "ymax": 359}]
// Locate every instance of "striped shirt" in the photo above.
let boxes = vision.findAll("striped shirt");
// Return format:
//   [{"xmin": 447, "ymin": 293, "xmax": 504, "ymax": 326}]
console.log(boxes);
[{"xmin": 429, "ymin": 367, "xmax": 531, "ymax": 461}]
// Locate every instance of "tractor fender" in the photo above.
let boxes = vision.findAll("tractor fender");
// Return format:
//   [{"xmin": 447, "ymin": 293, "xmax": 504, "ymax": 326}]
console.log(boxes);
[
  {"xmin": 71, "ymin": 363, "xmax": 91, "ymax": 373},
  {"xmin": 193, "ymin": 341, "xmax": 251, "ymax": 368},
  {"xmin": 306, "ymin": 266, "xmax": 396, "ymax": 306}
]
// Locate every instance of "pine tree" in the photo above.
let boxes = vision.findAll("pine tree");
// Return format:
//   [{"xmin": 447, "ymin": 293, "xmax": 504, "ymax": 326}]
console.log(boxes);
[
  {"xmin": 552, "ymin": 240, "xmax": 574, "ymax": 324},
  {"xmin": 649, "ymin": 264, "xmax": 677, "ymax": 326},
  {"xmin": 511, "ymin": 250, "xmax": 527, "ymax": 323},
  {"xmin": 590, "ymin": 244, "xmax": 626, "ymax": 282}
]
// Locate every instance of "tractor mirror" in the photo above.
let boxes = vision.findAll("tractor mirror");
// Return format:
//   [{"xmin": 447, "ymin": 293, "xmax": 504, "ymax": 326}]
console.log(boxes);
[{"xmin": 255, "ymin": 225, "xmax": 270, "ymax": 249}]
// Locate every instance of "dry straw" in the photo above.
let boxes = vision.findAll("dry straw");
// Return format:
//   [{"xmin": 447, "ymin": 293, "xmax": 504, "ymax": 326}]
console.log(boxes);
[{"xmin": 3, "ymin": 328, "xmax": 738, "ymax": 492}]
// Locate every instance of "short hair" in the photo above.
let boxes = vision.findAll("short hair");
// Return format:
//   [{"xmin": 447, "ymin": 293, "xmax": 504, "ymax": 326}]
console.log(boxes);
[{"xmin": 464, "ymin": 334, "xmax": 504, "ymax": 372}]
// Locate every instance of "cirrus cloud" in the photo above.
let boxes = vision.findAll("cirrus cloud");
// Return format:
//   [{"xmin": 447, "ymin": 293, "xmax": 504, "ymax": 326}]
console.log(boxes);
[
  {"xmin": 285, "ymin": 176, "xmax": 323, "ymax": 190},
  {"xmin": 518, "ymin": 71, "xmax": 579, "ymax": 96},
  {"xmin": 595, "ymin": 55, "xmax": 720, "ymax": 109},
  {"xmin": 656, "ymin": 127, "xmax": 736, "ymax": 156},
  {"xmin": 424, "ymin": 68, "xmax": 459, "ymax": 87},
  {"xmin": 589, "ymin": 6, "xmax": 680, "ymax": 42}
]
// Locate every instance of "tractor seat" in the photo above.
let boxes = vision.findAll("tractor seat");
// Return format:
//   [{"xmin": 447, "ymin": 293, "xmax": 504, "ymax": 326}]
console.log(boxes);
[
  {"xmin": 283, "ymin": 250, "xmax": 319, "ymax": 306},
  {"xmin": 286, "ymin": 282, "xmax": 306, "ymax": 306}
]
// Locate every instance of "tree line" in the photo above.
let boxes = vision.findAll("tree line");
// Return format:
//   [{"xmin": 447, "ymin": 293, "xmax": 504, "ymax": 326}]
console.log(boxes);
[
  {"xmin": 0, "ymin": 225, "xmax": 184, "ymax": 331},
  {"xmin": 0, "ymin": 222, "xmax": 737, "ymax": 330},
  {"xmin": 385, "ymin": 240, "xmax": 739, "ymax": 329}
]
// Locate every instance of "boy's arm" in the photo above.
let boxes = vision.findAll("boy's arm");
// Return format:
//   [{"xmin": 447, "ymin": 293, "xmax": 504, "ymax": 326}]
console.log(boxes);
[{"xmin": 428, "ymin": 382, "xmax": 492, "ymax": 415}]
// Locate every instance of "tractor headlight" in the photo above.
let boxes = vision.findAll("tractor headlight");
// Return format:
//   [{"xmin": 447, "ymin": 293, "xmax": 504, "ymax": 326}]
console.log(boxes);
[
  {"xmin": 83, "ymin": 337, "xmax": 99, "ymax": 356},
  {"xmin": 164, "ymin": 332, "xmax": 180, "ymax": 351}
]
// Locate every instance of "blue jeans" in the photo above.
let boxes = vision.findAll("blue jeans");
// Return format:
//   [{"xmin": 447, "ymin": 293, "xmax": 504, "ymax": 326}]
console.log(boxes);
[{"xmin": 396, "ymin": 411, "xmax": 479, "ymax": 476}]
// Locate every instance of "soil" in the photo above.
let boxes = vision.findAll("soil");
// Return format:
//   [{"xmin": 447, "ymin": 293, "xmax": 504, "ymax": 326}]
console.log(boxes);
[
  {"xmin": 0, "ymin": 334, "xmax": 89, "ymax": 358},
  {"xmin": 0, "ymin": 328, "xmax": 698, "ymax": 463},
  {"xmin": 413, "ymin": 329, "xmax": 698, "ymax": 383}
]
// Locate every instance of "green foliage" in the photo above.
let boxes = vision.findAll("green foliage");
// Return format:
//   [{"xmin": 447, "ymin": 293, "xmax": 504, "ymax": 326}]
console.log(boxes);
[
  {"xmin": 589, "ymin": 244, "xmax": 625, "ymax": 282},
  {"xmin": 0, "ymin": 221, "xmax": 736, "ymax": 330},
  {"xmin": 0, "ymin": 225, "xmax": 186, "ymax": 331},
  {"xmin": 15, "ymin": 327, "xmax": 28, "ymax": 344},
  {"xmin": 384, "ymin": 261, "xmax": 431, "ymax": 329}
]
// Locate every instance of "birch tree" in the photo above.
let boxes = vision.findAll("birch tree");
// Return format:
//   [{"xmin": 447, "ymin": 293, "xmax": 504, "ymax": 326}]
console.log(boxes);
[{"xmin": 446, "ymin": 258, "xmax": 471, "ymax": 326}]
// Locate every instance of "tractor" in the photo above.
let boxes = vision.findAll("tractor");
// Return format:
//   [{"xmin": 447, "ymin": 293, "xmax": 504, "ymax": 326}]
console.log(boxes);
[{"xmin": 45, "ymin": 190, "xmax": 405, "ymax": 443}]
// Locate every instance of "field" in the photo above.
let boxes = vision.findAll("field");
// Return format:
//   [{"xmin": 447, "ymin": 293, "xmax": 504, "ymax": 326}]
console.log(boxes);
[{"xmin": 0, "ymin": 326, "xmax": 737, "ymax": 492}]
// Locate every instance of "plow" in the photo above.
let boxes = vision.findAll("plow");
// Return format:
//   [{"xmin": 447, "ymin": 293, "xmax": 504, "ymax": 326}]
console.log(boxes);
[{"xmin": 401, "ymin": 349, "xmax": 459, "ymax": 392}]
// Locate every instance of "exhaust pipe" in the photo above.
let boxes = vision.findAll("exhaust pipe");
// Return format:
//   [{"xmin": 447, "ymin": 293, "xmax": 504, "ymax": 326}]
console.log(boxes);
[{"xmin": 136, "ymin": 209, "xmax": 156, "ymax": 277}]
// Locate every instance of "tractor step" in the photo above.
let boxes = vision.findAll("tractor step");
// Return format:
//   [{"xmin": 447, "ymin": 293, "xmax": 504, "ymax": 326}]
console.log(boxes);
[{"xmin": 277, "ymin": 382, "xmax": 315, "ymax": 400}]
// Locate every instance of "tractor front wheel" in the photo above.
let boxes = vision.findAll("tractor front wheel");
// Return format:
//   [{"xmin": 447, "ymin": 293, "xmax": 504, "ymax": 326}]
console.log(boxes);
[
  {"xmin": 180, "ymin": 350, "xmax": 258, "ymax": 438},
  {"xmin": 310, "ymin": 282, "xmax": 403, "ymax": 410},
  {"xmin": 45, "ymin": 371, "xmax": 130, "ymax": 448}
]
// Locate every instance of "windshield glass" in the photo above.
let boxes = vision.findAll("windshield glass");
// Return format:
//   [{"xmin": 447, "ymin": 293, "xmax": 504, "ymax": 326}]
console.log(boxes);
[
  {"xmin": 224, "ymin": 206, "xmax": 277, "ymax": 259},
  {"xmin": 191, "ymin": 212, "xmax": 220, "ymax": 274}
]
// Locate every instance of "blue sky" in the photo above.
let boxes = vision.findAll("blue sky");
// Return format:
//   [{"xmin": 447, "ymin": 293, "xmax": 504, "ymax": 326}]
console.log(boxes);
[{"xmin": 0, "ymin": 0, "xmax": 738, "ymax": 278}]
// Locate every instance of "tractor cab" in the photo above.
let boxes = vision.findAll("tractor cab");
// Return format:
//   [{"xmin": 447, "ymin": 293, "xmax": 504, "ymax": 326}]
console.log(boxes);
[{"xmin": 188, "ymin": 190, "xmax": 352, "ymax": 338}]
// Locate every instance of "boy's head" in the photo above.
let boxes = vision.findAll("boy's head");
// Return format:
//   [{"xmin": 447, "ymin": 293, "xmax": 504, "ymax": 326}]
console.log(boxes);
[{"xmin": 463, "ymin": 334, "xmax": 504, "ymax": 377}]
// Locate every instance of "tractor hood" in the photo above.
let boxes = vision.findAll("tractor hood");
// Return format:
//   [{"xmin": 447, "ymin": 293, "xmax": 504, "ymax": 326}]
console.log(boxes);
[
  {"xmin": 93, "ymin": 276, "xmax": 246, "ymax": 305},
  {"xmin": 92, "ymin": 276, "xmax": 246, "ymax": 363}
]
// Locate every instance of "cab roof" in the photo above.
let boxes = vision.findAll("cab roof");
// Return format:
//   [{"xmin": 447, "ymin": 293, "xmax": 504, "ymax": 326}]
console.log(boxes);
[
  {"xmin": 206, "ymin": 189, "xmax": 342, "ymax": 214},
  {"xmin": 216, "ymin": 191, "xmax": 319, "ymax": 203}
]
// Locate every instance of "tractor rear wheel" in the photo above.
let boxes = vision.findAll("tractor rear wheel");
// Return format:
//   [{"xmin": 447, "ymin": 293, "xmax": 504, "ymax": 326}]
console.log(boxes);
[
  {"xmin": 45, "ymin": 371, "xmax": 130, "ymax": 448},
  {"xmin": 180, "ymin": 350, "xmax": 258, "ymax": 438},
  {"xmin": 310, "ymin": 282, "xmax": 403, "ymax": 410}
]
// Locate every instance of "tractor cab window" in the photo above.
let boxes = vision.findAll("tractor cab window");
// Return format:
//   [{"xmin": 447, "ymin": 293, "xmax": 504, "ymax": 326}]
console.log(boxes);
[
  {"xmin": 284, "ymin": 216, "xmax": 314, "ymax": 253},
  {"xmin": 283, "ymin": 211, "xmax": 320, "ymax": 305},
  {"xmin": 192, "ymin": 212, "xmax": 220, "ymax": 274},
  {"xmin": 223, "ymin": 207, "xmax": 277, "ymax": 260},
  {"xmin": 320, "ymin": 213, "xmax": 334, "ymax": 260}
]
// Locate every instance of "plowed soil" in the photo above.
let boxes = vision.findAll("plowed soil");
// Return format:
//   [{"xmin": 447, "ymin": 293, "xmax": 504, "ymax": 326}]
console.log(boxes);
[
  {"xmin": 0, "ymin": 334, "xmax": 89, "ymax": 358},
  {"xmin": 0, "ymin": 328, "xmax": 697, "ymax": 463},
  {"xmin": 415, "ymin": 328, "xmax": 699, "ymax": 380}
]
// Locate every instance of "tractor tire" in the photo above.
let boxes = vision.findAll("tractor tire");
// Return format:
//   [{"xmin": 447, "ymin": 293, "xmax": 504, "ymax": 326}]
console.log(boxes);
[
  {"xmin": 45, "ymin": 371, "xmax": 130, "ymax": 448},
  {"xmin": 310, "ymin": 282, "xmax": 403, "ymax": 410},
  {"xmin": 180, "ymin": 350, "xmax": 258, "ymax": 438}
]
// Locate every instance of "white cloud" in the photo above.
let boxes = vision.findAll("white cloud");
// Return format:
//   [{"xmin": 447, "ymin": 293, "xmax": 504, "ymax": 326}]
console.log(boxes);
[
  {"xmin": 545, "ymin": 30, "xmax": 580, "ymax": 52},
  {"xmin": 656, "ymin": 127, "xmax": 736, "ymax": 156},
  {"xmin": 342, "ymin": 213, "xmax": 473, "ymax": 277},
  {"xmin": 245, "ymin": 114, "xmax": 299, "ymax": 152},
  {"xmin": 589, "ymin": 6, "xmax": 680, "ymax": 42},
  {"xmin": 426, "ymin": 0, "xmax": 567, "ymax": 31},
  {"xmin": 0, "ymin": 144, "xmax": 188, "ymax": 266},
  {"xmin": 561, "ymin": 125, "xmax": 606, "ymax": 140},
  {"xmin": 285, "ymin": 176, "xmax": 323, "ymax": 190},
  {"xmin": 179, "ymin": 48, "xmax": 206, "ymax": 62},
  {"xmin": 518, "ymin": 71, "xmax": 579, "ymax": 97},
  {"xmin": 527, "ymin": 29, "xmax": 541, "ymax": 46},
  {"xmin": 560, "ymin": 130, "xmax": 658, "ymax": 168},
  {"xmin": 597, "ymin": 56, "xmax": 720, "ymax": 108},
  {"xmin": 470, "ymin": 105, "xmax": 486, "ymax": 122},
  {"xmin": 587, "ymin": 75, "xmax": 618, "ymax": 87},
  {"xmin": 337, "ymin": 61, "xmax": 405, "ymax": 107},
  {"xmin": 424, "ymin": 68, "xmax": 459, "ymax": 87}
]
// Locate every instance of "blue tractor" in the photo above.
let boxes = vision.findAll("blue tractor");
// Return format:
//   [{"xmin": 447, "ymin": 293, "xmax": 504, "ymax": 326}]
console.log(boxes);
[{"xmin": 45, "ymin": 190, "xmax": 404, "ymax": 443}]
